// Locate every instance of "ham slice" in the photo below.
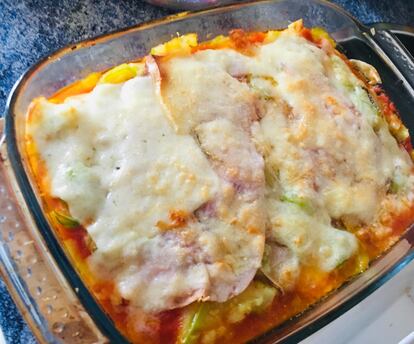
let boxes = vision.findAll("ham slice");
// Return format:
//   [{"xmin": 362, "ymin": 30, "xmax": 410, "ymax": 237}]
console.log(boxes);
[{"xmin": 148, "ymin": 53, "xmax": 266, "ymax": 303}]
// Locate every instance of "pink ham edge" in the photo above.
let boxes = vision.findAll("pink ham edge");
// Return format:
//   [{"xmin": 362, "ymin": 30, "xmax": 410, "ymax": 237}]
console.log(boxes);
[{"xmin": 145, "ymin": 55, "xmax": 266, "ymax": 305}]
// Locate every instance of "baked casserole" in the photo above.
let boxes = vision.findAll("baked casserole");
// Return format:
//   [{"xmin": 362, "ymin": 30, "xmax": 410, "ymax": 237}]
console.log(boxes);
[{"xmin": 24, "ymin": 21, "xmax": 414, "ymax": 343}]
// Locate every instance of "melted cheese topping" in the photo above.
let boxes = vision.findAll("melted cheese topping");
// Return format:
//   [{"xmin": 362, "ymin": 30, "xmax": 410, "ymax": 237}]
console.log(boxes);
[
  {"xmin": 249, "ymin": 30, "xmax": 414, "ymax": 287},
  {"xmin": 157, "ymin": 29, "xmax": 414, "ymax": 291},
  {"xmin": 28, "ymin": 75, "xmax": 265, "ymax": 312},
  {"xmin": 26, "ymin": 26, "xmax": 414, "ymax": 318},
  {"xmin": 30, "ymin": 77, "xmax": 220, "ymax": 237}
]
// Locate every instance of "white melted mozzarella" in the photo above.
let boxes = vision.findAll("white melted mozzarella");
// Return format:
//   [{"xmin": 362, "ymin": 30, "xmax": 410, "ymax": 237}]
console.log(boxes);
[
  {"xmin": 266, "ymin": 200, "xmax": 358, "ymax": 272},
  {"xmin": 157, "ymin": 42, "xmax": 366, "ymax": 288},
  {"xmin": 27, "ymin": 28, "xmax": 414, "ymax": 307},
  {"xmin": 30, "ymin": 77, "xmax": 220, "ymax": 247},
  {"xmin": 28, "ymin": 75, "xmax": 265, "ymax": 312},
  {"xmin": 154, "ymin": 53, "xmax": 267, "ymax": 300},
  {"xmin": 249, "ymin": 30, "xmax": 413, "ymax": 286},
  {"xmin": 252, "ymin": 33, "xmax": 413, "ymax": 224}
]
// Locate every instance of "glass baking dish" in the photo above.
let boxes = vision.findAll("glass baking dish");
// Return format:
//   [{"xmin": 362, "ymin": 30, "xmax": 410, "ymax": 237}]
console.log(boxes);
[{"xmin": 2, "ymin": 0, "xmax": 414, "ymax": 342}]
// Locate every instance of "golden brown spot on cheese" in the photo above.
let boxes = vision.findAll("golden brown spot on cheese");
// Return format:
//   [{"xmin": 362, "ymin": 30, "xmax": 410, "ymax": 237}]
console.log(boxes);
[
  {"xmin": 325, "ymin": 95, "xmax": 345, "ymax": 116},
  {"xmin": 247, "ymin": 226, "xmax": 261, "ymax": 235},
  {"xmin": 156, "ymin": 210, "xmax": 192, "ymax": 231}
]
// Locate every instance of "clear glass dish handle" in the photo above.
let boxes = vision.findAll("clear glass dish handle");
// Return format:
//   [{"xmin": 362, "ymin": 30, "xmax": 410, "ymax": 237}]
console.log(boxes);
[
  {"xmin": 367, "ymin": 27, "xmax": 414, "ymax": 94},
  {"xmin": 0, "ymin": 118, "xmax": 107, "ymax": 344}
]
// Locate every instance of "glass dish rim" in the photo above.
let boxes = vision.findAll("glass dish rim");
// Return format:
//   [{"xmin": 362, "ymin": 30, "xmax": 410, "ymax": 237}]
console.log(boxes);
[{"xmin": 3, "ymin": 0, "xmax": 414, "ymax": 343}]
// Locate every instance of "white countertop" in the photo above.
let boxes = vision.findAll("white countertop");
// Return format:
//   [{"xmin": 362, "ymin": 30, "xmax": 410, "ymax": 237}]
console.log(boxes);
[{"xmin": 302, "ymin": 260, "xmax": 414, "ymax": 344}]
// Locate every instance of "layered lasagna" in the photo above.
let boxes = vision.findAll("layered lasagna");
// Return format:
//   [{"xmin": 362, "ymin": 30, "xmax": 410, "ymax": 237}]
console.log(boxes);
[{"xmin": 25, "ymin": 21, "xmax": 414, "ymax": 343}]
